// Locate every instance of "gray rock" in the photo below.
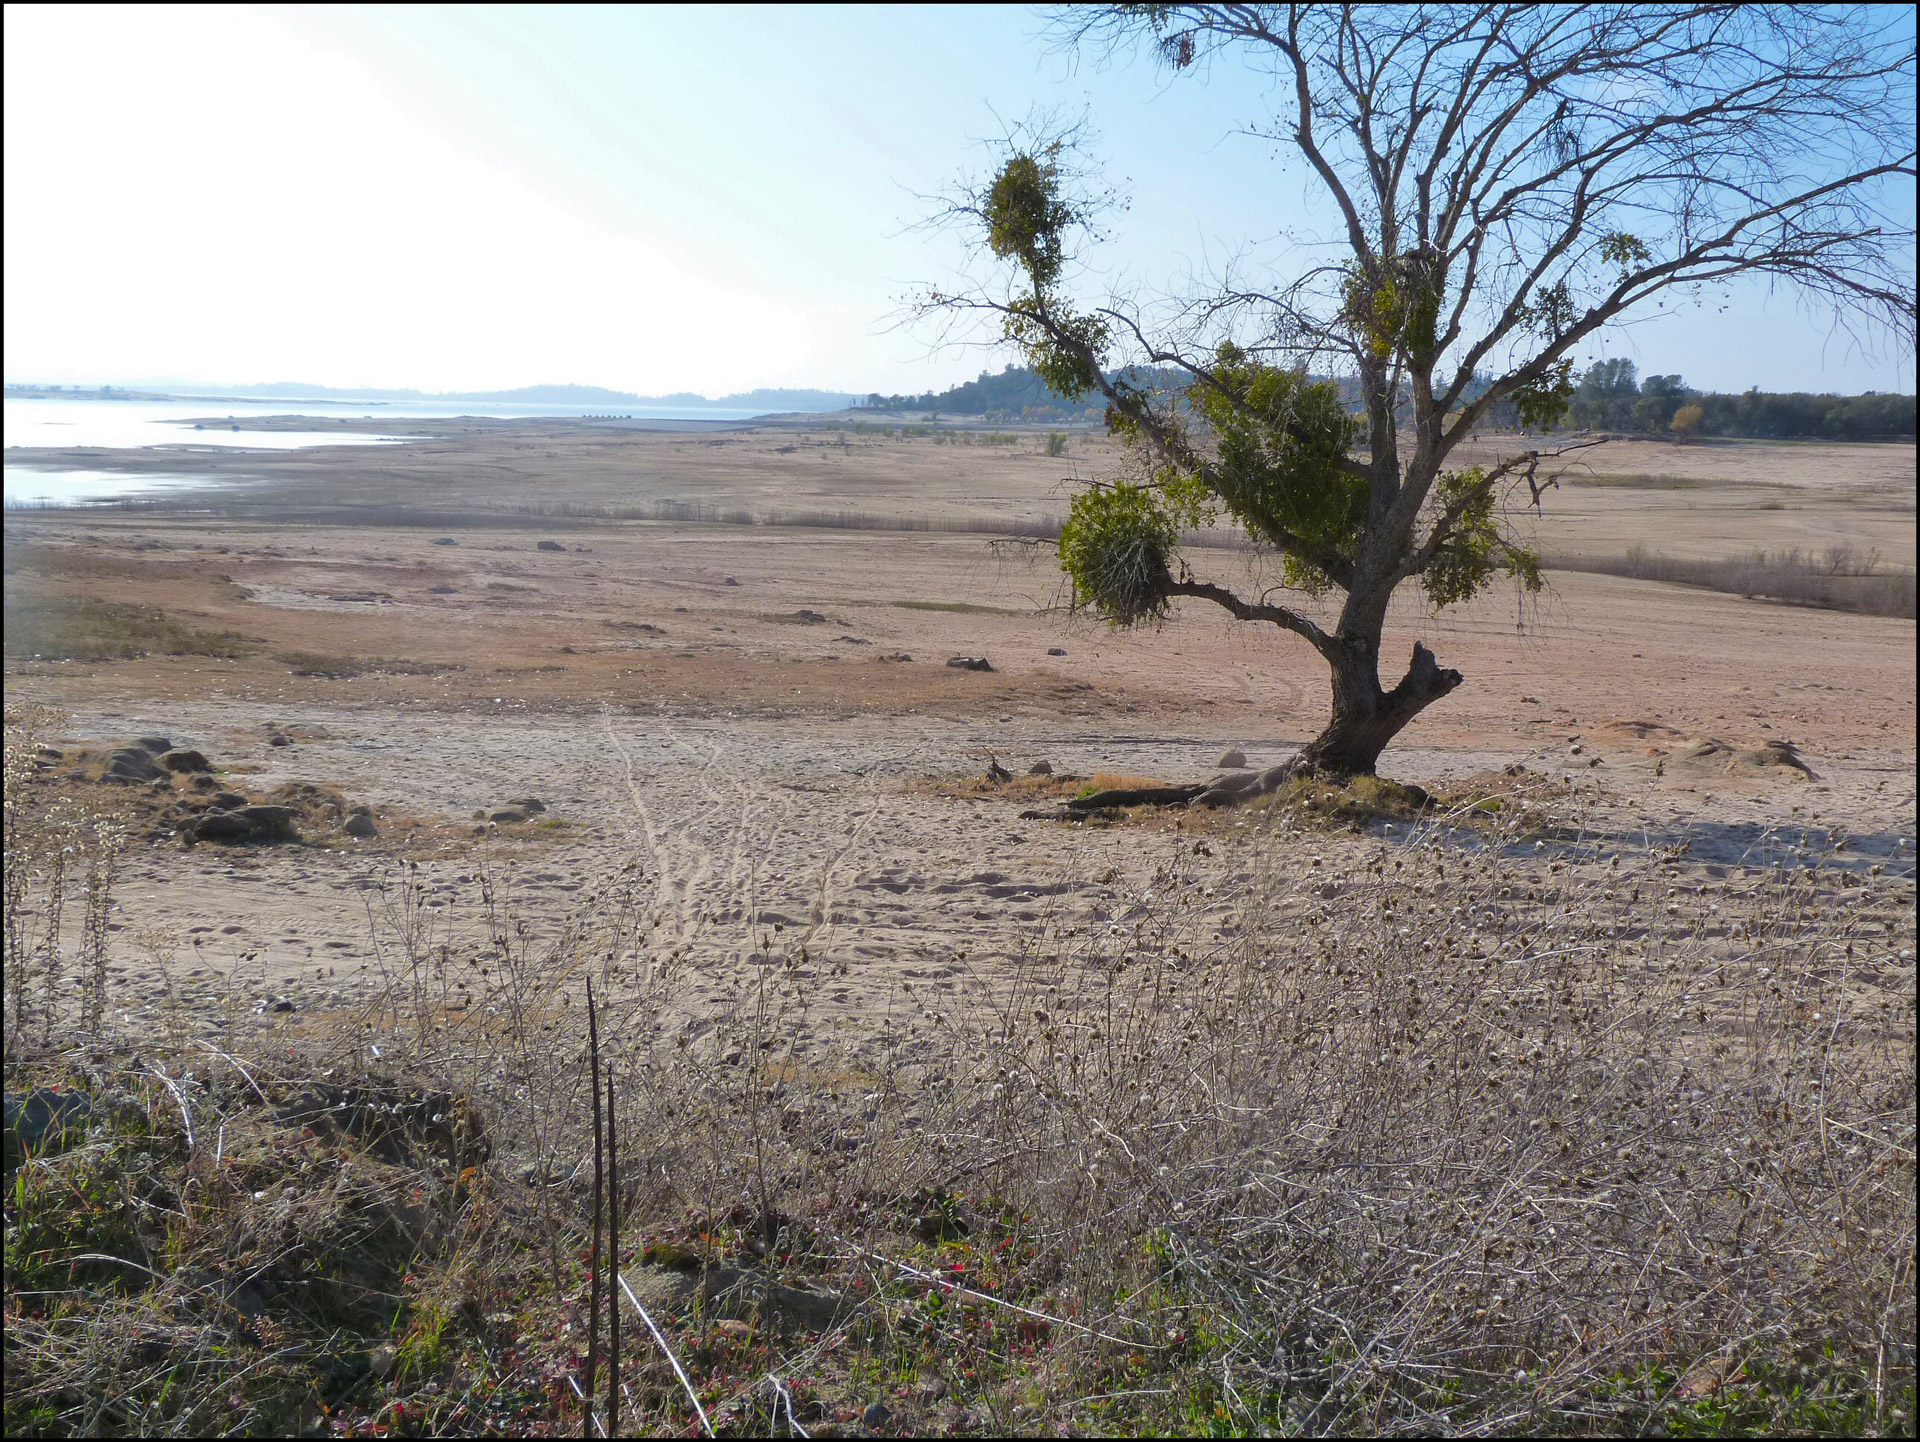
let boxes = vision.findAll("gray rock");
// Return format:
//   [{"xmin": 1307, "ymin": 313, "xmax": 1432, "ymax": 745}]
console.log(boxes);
[
  {"xmin": 431, "ymin": 536, "xmax": 458, "ymax": 546},
  {"xmin": 536, "ymin": 539, "xmax": 566, "ymax": 552},
  {"xmin": 237, "ymin": 805, "xmax": 298, "ymax": 842},
  {"xmin": 723, "ymin": 576, "xmax": 740, "ymax": 585},
  {"xmin": 863, "ymin": 1402, "xmax": 893, "ymax": 1430},
  {"xmin": 208, "ymin": 791, "xmax": 248, "ymax": 810},
  {"xmin": 505, "ymin": 797, "xmax": 547, "ymax": 814},
  {"xmin": 194, "ymin": 811, "xmax": 256, "ymax": 843},
  {"xmin": 134, "ymin": 736, "xmax": 173, "ymax": 755},
  {"xmin": 160, "ymin": 748, "xmax": 211, "ymax": 774},
  {"xmin": 791, "ymin": 608, "xmax": 828, "ymax": 623},
  {"xmin": 105, "ymin": 747, "xmax": 166, "ymax": 783},
  {"xmin": 1028, "ymin": 760, "xmax": 1054, "ymax": 776},
  {"xmin": 1047, "ymin": 647, "xmax": 1067, "ymax": 656},
  {"xmin": 1215, "ymin": 747, "xmax": 1248, "ymax": 769},
  {"xmin": 428, "ymin": 584, "xmax": 456, "ymax": 594},
  {"xmin": 343, "ymin": 812, "xmax": 377, "ymax": 838},
  {"xmin": 946, "ymin": 656, "xmax": 994, "ymax": 672},
  {"xmin": 5, "ymin": 1088, "xmax": 95, "ymax": 1169},
  {"xmin": 189, "ymin": 773, "xmax": 219, "ymax": 792},
  {"xmin": 487, "ymin": 807, "xmax": 528, "ymax": 824},
  {"xmin": 268, "ymin": 733, "xmax": 293, "ymax": 748}
]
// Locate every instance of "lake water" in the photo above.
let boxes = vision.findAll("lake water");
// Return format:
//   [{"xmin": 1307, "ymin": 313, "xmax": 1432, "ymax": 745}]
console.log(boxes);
[
  {"xmin": 3, "ymin": 466, "xmax": 249, "ymax": 507},
  {"xmin": 2, "ymin": 392, "xmax": 769, "ymax": 505}
]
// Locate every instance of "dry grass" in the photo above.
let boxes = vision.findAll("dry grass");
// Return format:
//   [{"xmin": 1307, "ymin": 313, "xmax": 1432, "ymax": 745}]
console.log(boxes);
[
  {"xmin": 1556, "ymin": 545, "xmax": 1917, "ymax": 619},
  {"xmin": 2, "ymin": 593, "xmax": 256, "ymax": 662},
  {"xmin": 5, "ymin": 711, "xmax": 1914, "ymax": 1437}
]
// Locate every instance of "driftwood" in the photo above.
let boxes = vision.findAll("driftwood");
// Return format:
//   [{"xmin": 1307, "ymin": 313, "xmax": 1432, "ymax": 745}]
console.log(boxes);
[{"xmin": 1020, "ymin": 762, "xmax": 1301, "ymax": 820}]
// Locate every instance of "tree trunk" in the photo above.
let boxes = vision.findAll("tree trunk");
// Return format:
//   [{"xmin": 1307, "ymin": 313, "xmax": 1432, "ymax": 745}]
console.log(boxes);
[{"xmin": 1293, "ymin": 638, "xmax": 1463, "ymax": 777}]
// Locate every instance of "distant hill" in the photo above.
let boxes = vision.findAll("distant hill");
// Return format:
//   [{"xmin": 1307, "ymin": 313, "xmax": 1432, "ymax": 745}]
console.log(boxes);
[
  {"xmin": 859, "ymin": 364, "xmax": 1190, "ymax": 419},
  {"xmin": 76, "ymin": 380, "xmax": 862, "ymax": 413}
]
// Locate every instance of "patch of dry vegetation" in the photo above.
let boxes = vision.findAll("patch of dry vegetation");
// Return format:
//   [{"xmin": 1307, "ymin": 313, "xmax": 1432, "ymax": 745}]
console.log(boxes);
[
  {"xmin": 6, "ymin": 714, "xmax": 1914, "ymax": 1437},
  {"xmin": 1556, "ymin": 545, "xmax": 1917, "ymax": 619},
  {"xmin": 2, "ymin": 593, "xmax": 256, "ymax": 662}
]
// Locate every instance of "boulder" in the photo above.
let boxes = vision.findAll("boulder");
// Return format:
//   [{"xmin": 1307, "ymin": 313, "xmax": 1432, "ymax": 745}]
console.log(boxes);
[
  {"xmin": 193, "ymin": 811, "xmax": 256, "ymax": 843},
  {"xmin": 105, "ymin": 747, "xmax": 166, "ymax": 783},
  {"xmin": 1215, "ymin": 747, "xmax": 1248, "ymax": 769},
  {"xmin": 946, "ymin": 656, "xmax": 994, "ymax": 672},
  {"xmin": 237, "ymin": 805, "xmax": 298, "ymax": 842},
  {"xmin": 160, "ymin": 748, "xmax": 211, "ymax": 774}
]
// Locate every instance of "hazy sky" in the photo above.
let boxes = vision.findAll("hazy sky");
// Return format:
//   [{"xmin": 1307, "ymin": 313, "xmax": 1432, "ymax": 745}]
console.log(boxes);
[{"xmin": 4, "ymin": 4, "xmax": 1913, "ymax": 397}]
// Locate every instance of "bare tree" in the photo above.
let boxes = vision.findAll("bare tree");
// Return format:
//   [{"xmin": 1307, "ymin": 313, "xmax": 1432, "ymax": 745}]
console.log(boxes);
[{"xmin": 921, "ymin": 3, "xmax": 1915, "ymax": 781}]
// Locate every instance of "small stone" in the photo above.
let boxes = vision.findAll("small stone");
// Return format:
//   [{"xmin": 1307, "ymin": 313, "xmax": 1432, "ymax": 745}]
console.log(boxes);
[
  {"xmin": 428, "ymin": 584, "xmax": 456, "ymax": 594},
  {"xmin": 1046, "ymin": 646, "xmax": 1067, "ymax": 656},
  {"xmin": 209, "ymin": 791, "xmax": 247, "ymax": 810},
  {"xmin": 505, "ymin": 797, "xmax": 547, "ymax": 814},
  {"xmin": 368, "ymin": 1345, "xmax": 394, "ymax": 1377},
  {"xmin": 1028, "ymin": 760, "xmax": 1054, "ymax": 776},
  {"xmin": 488, "ymin": 807, "xmax": 528, "ymax": 824},
  {"xmin": 268, "ymin": 733, "xmax": 293, "ymax": 748},
  {"xmin": 432, "ymin": 536, "xmax": 457, "ymax": 546},
  {"xmin": 1216, "ymin": 748, "xmax": 1248, "ymax": 769},
  {"xmin": 862, "ymin": 1402, "xmax": 893, "ymax": 1430},
  {"xmin": 723, "ymin": 576, "xmax": 740, "ymax": 585},
  {"xmin": 270, "ymin": 996, "xmax": 295, "ymax": 1013},
  {"xmin": 537, "ymin": 539, "xmax": 566, "ymax": 551},
  {"xmin": 946, "ymin": 656, "xmax": 993, "ymax": 672},
  {"xmin": 343, "ymin": 812, "xmax": 377, "ymax": 838},
  {"xmin": 134, "ymin": 736, "xmax": 173, "ymax": 755},
  {"xmin": 160, "ymin": 748, "xmax": 211, "ymax": 774}
]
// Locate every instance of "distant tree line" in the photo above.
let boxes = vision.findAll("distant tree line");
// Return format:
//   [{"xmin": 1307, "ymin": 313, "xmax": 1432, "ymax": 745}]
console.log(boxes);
[
  {"xmin": 863, "ymin": 360, "xmax": 1914, "ymax": 440},
  {"xmin": 1563, "ymin": 359, "xmax": 1913, "ymax": 440}
]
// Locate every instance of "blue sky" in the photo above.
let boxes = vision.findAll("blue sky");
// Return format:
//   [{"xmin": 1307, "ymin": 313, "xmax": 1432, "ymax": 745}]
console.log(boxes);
[{"xmin": 4, "ymin": 4, "xmax": 1912, "ymax": 397}]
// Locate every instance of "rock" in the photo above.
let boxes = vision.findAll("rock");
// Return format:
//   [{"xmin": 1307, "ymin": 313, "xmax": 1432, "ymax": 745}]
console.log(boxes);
[
  {"xmin": 5, "ymin": 1088, "xmax": 95, "ymax": 1169},
  {"xmin": 134, "ymin": 736, "xmax": 173, "ymax": 755},
  {"xmin": 487, "ymin": 807, "xmax": 528, "ymax": 824},
  {"xmin": 791, "ymin": 608, "xmax": 828, "ymax": 623},
  {"xmin": 237, "ymin": 805, "xmax": 298, "ymax": 841},
  {"xmin": 160, "ymin": 748, "xmax": 211, "ymax": 774},
  {"xmin": 105, "ymin": 747, "xmax": 166, "ymax": 783},
  {"xmin": 428, "ymin": 584, "xmax": 456, "ymax": 595},
  {"xmin": 862, "ymin": 1402, "xmax": 893, "ymax": 1430},
  {"xmin": 188, "ymin": 773, "xmax": 219, "ymax": 792},
  {"xmin": 343, "ymin": 812, "xmax": 377, "ymax": 838},
  {"xmin": 1215, "ymin": 747, "xmax": 1248, "ymax": 769},
  {"xmin": 208, "ymin": 791, "xmax": 248, "ymax": 810},
  {"xmin": 723, "ymin": 576, "xmax": 740, "ymax": 585},
  {"xmin": 34, "ymin": 745, "xmax": 63, "ymax": 761},
  {"xmin": 536, "ymin": 539, "xmax": 566, "ymax": 552},
  {"xmin": 946, "ymin": 656, "xmax": 993, "ymax": 672},
  {"xmin": 1028, "ymin": 760, "xmax": 1054, "ymax": 776},
  {"xmin": 1047, "ymin": 646, "xmax": 1067, "ymax": 656},
  {"xmin": 268, "ymin": 733, "xmax": 293, "ymax": 748},
  {"xmin": 505, "ymin": 797, "xmax": 547, "ymax": 814},
  {"xmin": 879, "ymin": 652, "xmax": 913, "ymax": 662},
  {"xmin": 193, "ymin": 812, "xmax": 251, "ymax": 843}
]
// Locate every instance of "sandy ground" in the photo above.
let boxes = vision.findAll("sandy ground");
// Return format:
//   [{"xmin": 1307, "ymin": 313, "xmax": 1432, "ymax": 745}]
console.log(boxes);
[{"xmin": 4, "ymin": 421, "xmax": 1914, "ymax": 1047}]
